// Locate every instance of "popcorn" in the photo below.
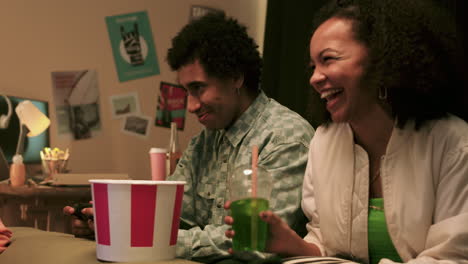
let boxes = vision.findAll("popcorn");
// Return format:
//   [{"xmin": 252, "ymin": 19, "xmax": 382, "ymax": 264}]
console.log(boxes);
[{"xmin": 40, "ymin": 147, "xmax": 70, "ymax": 181}]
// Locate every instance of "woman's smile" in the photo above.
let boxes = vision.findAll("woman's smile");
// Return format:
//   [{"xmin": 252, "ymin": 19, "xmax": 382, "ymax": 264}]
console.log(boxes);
[{"xmin": 320, "ymin": 87, "xmax": 344, "ymax": 114}]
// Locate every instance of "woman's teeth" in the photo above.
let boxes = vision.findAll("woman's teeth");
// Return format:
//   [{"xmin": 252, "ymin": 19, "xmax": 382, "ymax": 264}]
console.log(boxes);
[{"xmin": 321, "ymin": 88, "xmax": 343, "ymax": 101}]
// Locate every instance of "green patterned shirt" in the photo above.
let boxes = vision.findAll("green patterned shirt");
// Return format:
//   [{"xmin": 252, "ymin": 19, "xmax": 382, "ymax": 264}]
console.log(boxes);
[{"xmin": 168, "ymin": 91, "xmax": 314, "ymax": 259}]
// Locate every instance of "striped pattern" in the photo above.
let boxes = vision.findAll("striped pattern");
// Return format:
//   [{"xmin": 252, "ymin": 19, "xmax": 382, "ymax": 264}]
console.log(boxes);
[{"xmin": 91, "ymin": 182, "xmax": 184, "ymax": 262}]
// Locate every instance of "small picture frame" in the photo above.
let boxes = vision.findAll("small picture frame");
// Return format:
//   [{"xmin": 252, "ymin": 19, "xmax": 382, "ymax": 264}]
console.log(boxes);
[
  {"xmin": 109, "ymin": 92, "xmax": 140, "ymax": 119},
  {"xmin": 121, "ymin": 114, "xmax": 151, "ymax": 139},
  {"xmin": 190, "ymin": 5, "xmax": 223, "ymax": 20}
]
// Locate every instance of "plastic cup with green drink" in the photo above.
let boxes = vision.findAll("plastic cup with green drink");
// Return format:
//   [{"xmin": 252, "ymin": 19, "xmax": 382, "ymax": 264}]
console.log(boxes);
[{"xmin": 227, "ymin": 165, "xmax": 272, "ymax": 252}]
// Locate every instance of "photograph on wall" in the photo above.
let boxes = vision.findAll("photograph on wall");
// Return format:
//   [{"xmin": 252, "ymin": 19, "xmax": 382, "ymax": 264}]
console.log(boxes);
[
  {"xmin": 155, "ymin": 82, "xmax": 187, "ymax": 130},
  {"xmin": 190, "ymin": 5, "xmax": 223, "ymax": 21},
  {"xmin": 51, "ymin": 70, "xmax": 102, "ymax": 140},
  {"xmin": 109, "ymin": 92, "xmax": 140, "ymax": 119},
  {"xmin": 105, "ymin": 11, "xmax": 160, "ymax": 82},
  {"xmin": 121, "ymin": 114, "xmax": 151, "ymax": 139}
]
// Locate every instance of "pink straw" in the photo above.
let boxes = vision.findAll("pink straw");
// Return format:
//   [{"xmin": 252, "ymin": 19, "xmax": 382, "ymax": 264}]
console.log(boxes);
[
  {"xmin": 251, "ymin": 145, "xmax": 258, "ymax": 197},
  {"xmin": 250, "ymin": 145, "xmax": 259, "ymax": 249}
]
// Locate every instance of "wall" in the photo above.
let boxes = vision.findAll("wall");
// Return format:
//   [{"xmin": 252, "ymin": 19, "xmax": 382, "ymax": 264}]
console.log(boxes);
[{"xmin": 0, "ymin": 0, "xmax": 267, "ymax": 179}]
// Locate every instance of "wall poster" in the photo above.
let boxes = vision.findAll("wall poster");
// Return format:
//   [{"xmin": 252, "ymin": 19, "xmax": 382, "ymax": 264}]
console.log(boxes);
[
  {"xmin": 51, "ymin": 70, "xmax": 101, "ymax": 140},
  {"xmin": 155, "ymin": 82, "xmax": 187, "ymax": 130},
  {"xmin": 105, "ymin": 11, "xmax": 160, "ymax": 82}
]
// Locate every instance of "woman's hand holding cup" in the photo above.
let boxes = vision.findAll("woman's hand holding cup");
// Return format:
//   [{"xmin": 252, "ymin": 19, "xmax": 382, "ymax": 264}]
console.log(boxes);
[{"xmin": 224, "ymin": 200, "xmax": 315, "ymax": 257}]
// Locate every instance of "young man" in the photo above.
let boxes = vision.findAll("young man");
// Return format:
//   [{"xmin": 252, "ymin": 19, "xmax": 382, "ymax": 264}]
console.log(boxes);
[
  {"xmin": 65, "ymin": 12, "xmax": 314, "ymax": 260},
  {"xmin": 166, "ymin": 13, "xmax": 314, "ymax": 259}
]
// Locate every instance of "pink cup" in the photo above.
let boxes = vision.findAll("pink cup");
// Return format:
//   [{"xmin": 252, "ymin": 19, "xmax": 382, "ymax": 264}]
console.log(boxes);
[
  {"xmin": 89, "ymin": 179, "xmax": 186, "ymax": 262},
  {"xmin": 149, "ymin": 148, "xmax": 167, "ymax": 181}
]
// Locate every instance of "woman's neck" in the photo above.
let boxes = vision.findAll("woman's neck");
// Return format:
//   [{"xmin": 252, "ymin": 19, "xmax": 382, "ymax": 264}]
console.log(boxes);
[{"xmin": 350, "ymin": 105, "xmax": 394, "ymax": 158}]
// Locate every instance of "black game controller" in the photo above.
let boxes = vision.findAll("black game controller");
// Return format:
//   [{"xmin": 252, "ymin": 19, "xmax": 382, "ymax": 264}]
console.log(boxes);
[{"xmin": 71, "ymin": 202, "xmax": 94, "ymax": 221}]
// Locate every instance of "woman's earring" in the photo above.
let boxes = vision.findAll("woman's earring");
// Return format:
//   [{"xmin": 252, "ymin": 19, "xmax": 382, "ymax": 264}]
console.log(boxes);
[{"xmin": 378, "ymin": 86, "xmax": 387, "ymax": 100}]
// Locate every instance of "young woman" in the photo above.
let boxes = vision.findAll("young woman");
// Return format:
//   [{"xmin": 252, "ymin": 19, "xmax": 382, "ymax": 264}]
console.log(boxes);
[{"xmin": 225, "ymin": 0, "xmax": 468, "ymax": 263}]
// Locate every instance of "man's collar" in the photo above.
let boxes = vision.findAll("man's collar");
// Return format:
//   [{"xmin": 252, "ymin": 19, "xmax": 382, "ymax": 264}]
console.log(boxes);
[{"xmin": 221, "ymin": 91, "xmax": 269, "ymax": 147}]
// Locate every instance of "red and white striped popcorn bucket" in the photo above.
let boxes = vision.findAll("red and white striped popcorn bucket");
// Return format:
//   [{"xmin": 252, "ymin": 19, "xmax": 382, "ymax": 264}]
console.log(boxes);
[{"xmin": 89, "ymin": 180, "xmax": 186, "ymax": 262}]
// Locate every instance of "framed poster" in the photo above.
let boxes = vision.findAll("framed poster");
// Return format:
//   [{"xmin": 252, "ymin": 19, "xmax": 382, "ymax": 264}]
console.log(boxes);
[
  {"xmin": 51, "ymin": 70, "xmax": 101, "ymax": 140},
  {"xmin": 106, "ymin": 11, "xmax": 160, "ymax": 82},
  {"xmin": 155, "ymin": 82, "xmax": 187, "ymax": 130}
]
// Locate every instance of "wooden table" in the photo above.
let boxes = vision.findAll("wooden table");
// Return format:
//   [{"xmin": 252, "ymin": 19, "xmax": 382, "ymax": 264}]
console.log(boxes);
[
  {"xmin": 0, "ymin": 183, "xmax": 91, "ymax": 233},
  {"xmin": 0, "ymin": 227, "xmax": 201, "ymax": 264}
]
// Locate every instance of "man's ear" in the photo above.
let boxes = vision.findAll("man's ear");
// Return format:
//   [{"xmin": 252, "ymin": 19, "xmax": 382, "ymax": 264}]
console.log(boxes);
[{"xmin": 233, "ymin": 75, "xmax": 244, "ymax": 90}]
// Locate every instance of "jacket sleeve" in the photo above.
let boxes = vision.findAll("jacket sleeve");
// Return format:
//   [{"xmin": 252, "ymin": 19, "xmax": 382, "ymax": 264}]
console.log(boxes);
[
  {"xmin": 381, "ymin": 141, "xmax": 468, "ymax": 264},
  {"xmin": 301, "ymin": 138, "xmax": 326, "ymax": 256},
  {"xmin": 169, "ymin": 140, "xmax": 310, "ymax": 259}
]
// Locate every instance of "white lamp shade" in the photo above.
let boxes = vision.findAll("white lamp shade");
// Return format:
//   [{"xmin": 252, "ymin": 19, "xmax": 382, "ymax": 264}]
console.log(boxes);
[{"xmin": 15, "ymin": 100, "xmax": 50, "ymax": 137}]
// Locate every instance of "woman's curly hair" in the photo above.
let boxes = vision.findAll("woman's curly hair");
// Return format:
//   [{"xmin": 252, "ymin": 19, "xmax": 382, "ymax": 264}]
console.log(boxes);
[
  {"xmin": 310, "ymin": 0, "xmax": 464, "ymax": 129},
  {"xmin": 167, "ymin": 12, "xmax": 262, "ymax": 93}
]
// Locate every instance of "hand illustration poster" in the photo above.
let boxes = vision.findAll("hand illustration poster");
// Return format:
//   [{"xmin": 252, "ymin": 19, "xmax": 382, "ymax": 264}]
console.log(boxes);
[
  {"xmin": 105, "ymin": 11, "xmax": 160, "ymax": 82},
  {"xmin": 155, "ymin": 82, "xmax": 187, "ymax": 130},
  {"xmin": 51, "ymin": 70, "xmax": 101, "ymax": 140}
]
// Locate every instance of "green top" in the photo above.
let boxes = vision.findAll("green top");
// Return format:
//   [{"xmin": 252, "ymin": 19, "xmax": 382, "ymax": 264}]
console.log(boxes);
[{"xmin": 368, "ymin": 198, "xmax": 403, "ymax": 264}]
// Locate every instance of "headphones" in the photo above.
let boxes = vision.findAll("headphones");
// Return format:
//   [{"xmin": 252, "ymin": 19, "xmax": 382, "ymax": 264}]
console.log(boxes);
[{"xmin": 0, "ymin": 95, "xmax": 12, "ymax": 129}]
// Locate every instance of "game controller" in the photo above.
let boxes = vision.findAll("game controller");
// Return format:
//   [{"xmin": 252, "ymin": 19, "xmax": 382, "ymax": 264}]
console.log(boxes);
[{"xmin": 71, "ymin": 202, "xmax": 93, "ymax": 221}]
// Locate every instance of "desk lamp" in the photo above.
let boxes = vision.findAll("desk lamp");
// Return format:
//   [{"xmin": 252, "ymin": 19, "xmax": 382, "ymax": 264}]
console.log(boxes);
[
  {"xmin": 15, "ymin": 100, "xmax": 50, "ymax": 156},
  {"xmin": 1, "ymin": 96, "xmax": 50, "ymax": 186}
]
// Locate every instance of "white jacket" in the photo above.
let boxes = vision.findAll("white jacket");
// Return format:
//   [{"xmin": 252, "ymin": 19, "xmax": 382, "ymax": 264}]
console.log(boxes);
[{"xmin": 302, "ymin": 115, "xmax": 468, "ymax": 264}]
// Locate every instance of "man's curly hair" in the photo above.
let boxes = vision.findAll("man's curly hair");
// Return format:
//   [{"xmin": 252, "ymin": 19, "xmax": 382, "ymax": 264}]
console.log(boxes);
[
  {"xmin": 310, "ymin": 0, "xmax": 464, "ymax": 129},
  {"xmin": 167, "ymin": 12, "xmax": 262, "ymax": 94}
]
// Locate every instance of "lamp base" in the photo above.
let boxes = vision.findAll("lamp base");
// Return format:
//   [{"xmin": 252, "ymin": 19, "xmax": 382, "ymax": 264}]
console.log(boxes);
[{"xmin": 10, "ymin": 155, "xmax": 26, "ymax": 187}]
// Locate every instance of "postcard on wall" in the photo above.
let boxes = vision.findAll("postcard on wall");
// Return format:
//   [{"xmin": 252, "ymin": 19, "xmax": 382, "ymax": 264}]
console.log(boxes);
[
  {"xmin": 105, "ymin": 11, "xmax": 160, "ymax": 82},
  {"xmin": 155, "ymin": 82, "xmax": 187, "ymax": 130},
  {"xmin": 190, "ymin": 5, "xmax": 223, "ymax": 20},
  {"xmin": 121, "ymin": 114, "xmax": 151, "ymax": 139},
  {"xmin": 109, "ymin": 92, "xmax": 140, "ymax": 119},
  {"xmin": 51, "ymin": 70, "xmax": 102, "ymax": 140}
]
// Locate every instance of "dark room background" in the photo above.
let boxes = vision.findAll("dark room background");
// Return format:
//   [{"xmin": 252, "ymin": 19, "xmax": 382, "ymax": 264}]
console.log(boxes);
[{"xmin": 262, "ymin": 0, "xmax": 465, "ymax": 129}]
